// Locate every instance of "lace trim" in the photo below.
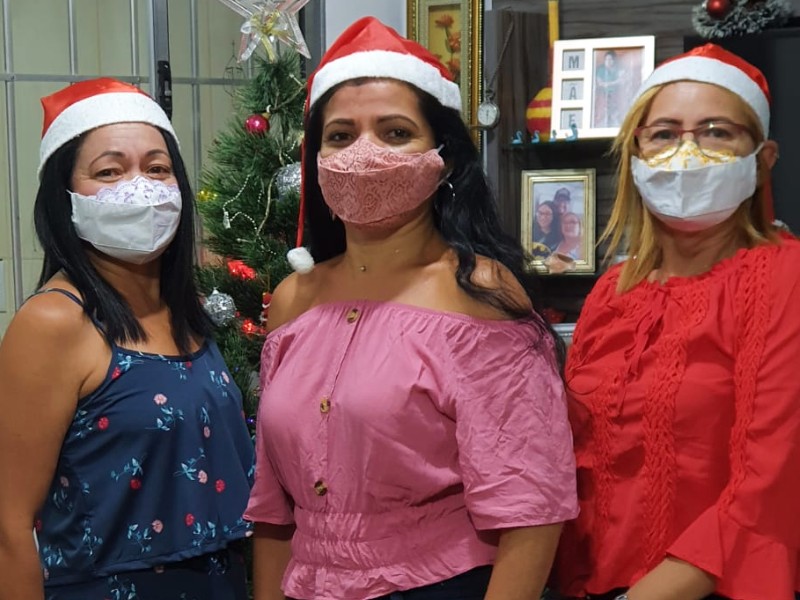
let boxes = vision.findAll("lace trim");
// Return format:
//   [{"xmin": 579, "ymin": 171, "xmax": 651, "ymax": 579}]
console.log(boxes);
[
  {"xmin": 640, "ymin": 283, "xmax": 710, "ymax": 570},
  {"xmin": 93, "ymin": 175, "xmax": 180, "ymax": 206},
  {"xmin": 721, "ymin": 246, "xmax": 772, "ymax": 511}
]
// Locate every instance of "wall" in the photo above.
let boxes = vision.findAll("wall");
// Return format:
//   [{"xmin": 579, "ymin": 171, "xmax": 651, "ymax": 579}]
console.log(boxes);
[{"xmin": 324, "ymin": 0, "xmax": 406, "ymax": 48}]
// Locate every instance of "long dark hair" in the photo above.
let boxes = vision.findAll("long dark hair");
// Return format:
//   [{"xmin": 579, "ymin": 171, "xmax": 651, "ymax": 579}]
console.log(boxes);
[
  {"xmin": 303, "ymin": 80, "xmax": 564, "ymax": 363},
  {"xmin": 34, "ymin": 128, "xmax": 211, "ymax": 354}
]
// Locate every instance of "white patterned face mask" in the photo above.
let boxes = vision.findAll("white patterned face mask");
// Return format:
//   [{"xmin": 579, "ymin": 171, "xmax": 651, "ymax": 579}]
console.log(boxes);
[
  {"xmin": 69, "ymin": 175, "xmax": 182, "ymax": 264},
  {"xmin": 631, "ymin": 141, "xmax": 761, "ymax": 232}
]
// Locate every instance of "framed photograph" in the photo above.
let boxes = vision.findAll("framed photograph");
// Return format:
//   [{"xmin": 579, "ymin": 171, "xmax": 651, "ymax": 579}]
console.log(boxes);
[
  {"xmin": 551, "ymin": 36, "xmax": 655, "ymax": 139},
  {"xmin": 407, "ymin": 0, "xmax": 482, "ymax": 142},
  {"xmin": 521, "ymin": 168, "xmax": 596, "ymax": 275}
]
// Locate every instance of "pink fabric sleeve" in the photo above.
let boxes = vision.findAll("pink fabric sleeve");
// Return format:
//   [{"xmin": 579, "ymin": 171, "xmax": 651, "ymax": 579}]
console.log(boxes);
[
  {"xmin": 668, "ymin": 241, "xmax": 800, "ymax": 599},
  {"xmin": 244, "ymin": 334, "xmax": 295, "ymax": 525},
  {"xmin": 443, "ymin": 319, "xmax": 579, "ymax": 531}
]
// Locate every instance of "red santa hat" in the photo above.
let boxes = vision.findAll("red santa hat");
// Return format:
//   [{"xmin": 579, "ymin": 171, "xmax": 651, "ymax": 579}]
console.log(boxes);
[
  {"xmin": 286, "ymin": 16, "xmax": 462, "ymax": 274},
  {"xmin": 39, "ymin": 77, "xmax": 177, "ymax": 178},
  {"xmin": 634, "ymin": 43, "xmax": 771, "ymax": 135},
  {"xmin": 308, "ymin": 16, "xmax": 461, "ymax": 113}
]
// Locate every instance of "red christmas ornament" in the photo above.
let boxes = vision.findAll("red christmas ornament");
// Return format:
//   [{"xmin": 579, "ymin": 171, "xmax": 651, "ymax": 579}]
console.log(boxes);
[
  {"xmin": 706, "ymin": 0, "xmax": 733, "ymax": 19},
  {"xmin": 226, "ymin": 259, "xmax": 257, "ymax": 280},
  {"xmin": 241, "ymin": 318, "xmax": 266, "ymax": 336},
  {"xmin": 244, "ymin": 113, "xmax": 270, "ymax": 135}
]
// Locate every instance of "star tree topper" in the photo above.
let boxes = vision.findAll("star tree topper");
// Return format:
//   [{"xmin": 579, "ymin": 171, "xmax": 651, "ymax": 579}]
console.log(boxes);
[{"xmin": 218, "ymin": 0, "xmax": 312, "ymax": 62}]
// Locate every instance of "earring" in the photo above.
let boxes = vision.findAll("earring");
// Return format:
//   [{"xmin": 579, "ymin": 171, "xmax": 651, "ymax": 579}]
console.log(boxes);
[
  {"xmin": 329, "ymin": 207, "xmax": 337, "ymax": 221},
  {"xmin": 442, "ymin": 180, "xmax": 455, "ymax": 203}
]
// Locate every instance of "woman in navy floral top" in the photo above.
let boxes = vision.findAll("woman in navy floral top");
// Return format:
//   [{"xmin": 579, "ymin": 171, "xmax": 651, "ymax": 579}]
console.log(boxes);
[{"xmin": 0, "ymin": 79, "xmax": 254, "ymax": 599}]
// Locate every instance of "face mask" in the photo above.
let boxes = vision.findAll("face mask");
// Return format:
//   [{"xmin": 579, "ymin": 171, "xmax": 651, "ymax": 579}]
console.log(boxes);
[
  {"xmin": 70, "ymin": 175, "xmax": 182, "ymax": 264},
  {"xmin": 631, "ymin": 141, "xmax": 761, "ymax": 232},
  {"xmin": 317, "ymin": 136, "xmax": 445, "ymax": 227}
]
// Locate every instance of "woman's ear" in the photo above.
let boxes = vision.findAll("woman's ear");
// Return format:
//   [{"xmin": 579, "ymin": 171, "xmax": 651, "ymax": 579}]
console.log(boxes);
[{"xmin": 759, "ymin": 140, "xmax": 779, "ymax": 169}]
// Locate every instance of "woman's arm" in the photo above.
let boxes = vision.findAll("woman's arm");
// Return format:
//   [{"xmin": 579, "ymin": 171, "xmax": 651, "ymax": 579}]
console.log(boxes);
[
  {"xmin": 625, "ymin": 558, "xmax": 715, "ymax": 600},
  {"xmin": 252, "ymin": 523, "xmax": 295, "ymax": 600},
  {"xmin": 484, "ymin": 524, "xmax": 563, "ymax": 600},
  {"xmin": 0, "ymin": 295, "xmax": 94, "ymax": 600}
]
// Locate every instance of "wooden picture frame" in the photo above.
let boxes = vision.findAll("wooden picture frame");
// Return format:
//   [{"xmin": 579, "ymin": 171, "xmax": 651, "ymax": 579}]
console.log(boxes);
[
  {"xmin": 407, "ymin": 0, "xmax": 482, "ymax": 142},
  {"xmin": 551, "ymin": 36, "xmax": 655, "ymax": 140},
  {"xmin": 521, "ymin": 168, "xmax": 596, "ymax": 275}
]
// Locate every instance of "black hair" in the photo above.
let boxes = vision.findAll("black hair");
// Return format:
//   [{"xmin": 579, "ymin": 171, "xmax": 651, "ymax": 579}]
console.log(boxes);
[
  {"xmin": 303, "ymin": 80, "xmax": 565, "ymax": 364},
  {"xmin": 34, "ymin": 128, "xmax": 211, "ymax": 355}
]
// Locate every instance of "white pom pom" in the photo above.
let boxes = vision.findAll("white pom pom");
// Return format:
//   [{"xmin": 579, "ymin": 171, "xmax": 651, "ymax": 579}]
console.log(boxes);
[{"xmin": 287, "ymin": 247, "xmax": 315, "ymax": 274}]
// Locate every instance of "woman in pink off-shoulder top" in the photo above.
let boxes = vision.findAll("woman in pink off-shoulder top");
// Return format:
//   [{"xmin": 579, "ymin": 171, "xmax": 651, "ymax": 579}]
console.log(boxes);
[{"xmin": 244, "ymin": 16, "xmax": 578, "ymax": 600}]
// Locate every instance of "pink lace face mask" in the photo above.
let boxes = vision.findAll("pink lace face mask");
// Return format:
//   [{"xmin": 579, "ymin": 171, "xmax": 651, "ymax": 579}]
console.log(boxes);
[{"xmin": 317, "ymin": 136, "xmax": 446, "ymax": 227}]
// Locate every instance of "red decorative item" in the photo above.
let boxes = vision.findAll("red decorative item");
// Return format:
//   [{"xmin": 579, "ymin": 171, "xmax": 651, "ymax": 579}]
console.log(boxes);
[
  {"xmin": 541, "ymin": 307, "xmax": 567, "ymax": 324},
  {"xmin": 227, "ymin": 259, "xmax": 257, "ymax": 280},
  {"xmin": 706, "ymin": 0, "xmax": 733, "ymax": 19},
  {"xmin": 241, "ymin": 318, "xmax": 266, "ymax": 336},
  {"xmin": 244, "ymin": 113, "xmax": 270, "ymax": 135}
]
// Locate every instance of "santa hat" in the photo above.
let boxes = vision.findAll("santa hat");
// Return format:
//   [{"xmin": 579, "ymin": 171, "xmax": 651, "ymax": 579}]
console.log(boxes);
[
  {"xmin": 286, "ymin": 17, "xmax": 461, "ymax": 274},
  {"xmin": 39, "ymin": 77, "xmax": 177, "ymax": 178},
  {"xmin": 634, "ymin": 43, "xmax": 771, "ymax": 135},
  {"xmin": 308, "ymin": 16, "xmax": 461, "ymax": 113}
]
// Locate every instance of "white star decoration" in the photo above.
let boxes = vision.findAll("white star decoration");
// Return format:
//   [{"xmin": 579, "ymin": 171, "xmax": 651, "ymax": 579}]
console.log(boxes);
[{"xmin": 218, "ymin": 0, "xmax": 312, "ymax": 62}]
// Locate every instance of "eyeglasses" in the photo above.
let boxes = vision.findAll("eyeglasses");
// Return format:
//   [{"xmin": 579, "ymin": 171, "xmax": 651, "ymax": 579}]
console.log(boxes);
[{"xmin": 634, "ymin": 121, "xmax": 754, "ymax": 159}]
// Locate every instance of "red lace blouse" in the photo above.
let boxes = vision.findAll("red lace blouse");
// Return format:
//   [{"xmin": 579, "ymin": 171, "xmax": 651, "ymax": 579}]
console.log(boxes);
[{"xmin": 554, "ymin": 237, "xmax": 800, "ymax": 600}]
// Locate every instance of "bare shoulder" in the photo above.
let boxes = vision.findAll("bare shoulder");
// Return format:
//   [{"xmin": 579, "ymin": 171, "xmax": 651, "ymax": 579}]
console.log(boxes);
[
  {"xmin": 266, "ymin": 268, "xmax": 322, "ymax": 333},
  {"xmin": 470, "ymin": 255, "xmax": 532, "ymax": 311},
  {"xmin": 0, "ymin": 289, "xmax": 98, "ymax": 398},
  {"xmin": 7, "ymin": 290, "xmax": 89, "ymax": 345},
  {"xmin": 429, "ymin": 253, "xmax": 532, "ymax": 320}
]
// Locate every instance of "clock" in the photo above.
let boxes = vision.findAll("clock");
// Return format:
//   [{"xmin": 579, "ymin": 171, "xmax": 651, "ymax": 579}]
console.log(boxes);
[{"xmin": 476, "ymin": 99, "xmax": 500, "ymax": 129}]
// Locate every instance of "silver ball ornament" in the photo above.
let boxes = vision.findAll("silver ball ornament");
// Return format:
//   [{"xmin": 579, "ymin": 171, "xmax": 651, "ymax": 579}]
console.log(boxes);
[
  {"xmin": 204, "ymin": 288, "xmax": 236, "ymax": 326},
  {"xmin": 275, "ymin": 162, "xmax": 301, "ymax": 201}
]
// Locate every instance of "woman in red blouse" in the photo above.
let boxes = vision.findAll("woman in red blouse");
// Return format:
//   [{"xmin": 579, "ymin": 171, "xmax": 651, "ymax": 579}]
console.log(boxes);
[{"xmin": 553, "ymin": 44, "xmax": 800, "ymax": 600}]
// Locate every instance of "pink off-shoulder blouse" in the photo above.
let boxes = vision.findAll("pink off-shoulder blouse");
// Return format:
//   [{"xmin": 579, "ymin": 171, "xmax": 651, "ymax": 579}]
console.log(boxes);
[{"xmin": 245, "ymin": 300, "xmax": 578, "ymax": 600}]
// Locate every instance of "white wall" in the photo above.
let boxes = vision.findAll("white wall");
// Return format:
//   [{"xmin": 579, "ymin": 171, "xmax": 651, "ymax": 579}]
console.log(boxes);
[{"xmin": 324, "ymin": 0, "xmax": 407, "ymax": 48}]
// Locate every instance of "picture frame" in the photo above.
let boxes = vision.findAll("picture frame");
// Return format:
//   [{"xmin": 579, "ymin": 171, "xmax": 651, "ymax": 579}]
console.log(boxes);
[
  {"xmin": 551, "ymin": 36, "xmax": 655, "ymax": 140},
  {"xmin": 521, "ymin": 168, "xmax": 596, "ymax": 275},
  {"xmin": 407, "ymin": 0, "xmax": 482, "ymax": 143}
]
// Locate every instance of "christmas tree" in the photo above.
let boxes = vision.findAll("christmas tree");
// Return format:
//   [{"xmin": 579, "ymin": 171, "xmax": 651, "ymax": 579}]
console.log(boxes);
[
  {"xmin": 693, "ymin": 0, "xmax": 792, "ymax": 38},
  {"xmin": 195, "ymin": 48, "xmax": 305, "ymax": 420}
]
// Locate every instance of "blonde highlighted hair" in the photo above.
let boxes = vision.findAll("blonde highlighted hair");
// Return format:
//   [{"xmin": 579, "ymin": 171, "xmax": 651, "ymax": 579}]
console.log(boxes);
[{"xmin": 602, "ymin": 83, "xmax": 779, "ymax": 293}]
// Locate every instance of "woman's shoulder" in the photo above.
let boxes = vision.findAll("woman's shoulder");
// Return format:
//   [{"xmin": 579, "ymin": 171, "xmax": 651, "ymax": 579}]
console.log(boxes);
[
  {"xmin": 265, "ymin": 258, "xmax": 344, "ymax": 332},
  {"xmin": 757, "ymin": 235, "xmax": 800, "ymax": 295},
  {"xmin": 1, "ymin": 284, "xmax": 99, "ymax": 381},
  {"xmin": 467, "ymin": 254, "xmax": 532, "ymax": 314},
  {"xmin": 735, "ymin": 235, "xmax": 800, "ymax": 287},
  {"xmin": 14, "ymin": 284, "xmax": 90, "ymax": 340}
]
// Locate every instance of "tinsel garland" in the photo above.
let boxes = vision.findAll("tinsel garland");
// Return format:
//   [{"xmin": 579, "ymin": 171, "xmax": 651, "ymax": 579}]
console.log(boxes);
[{"xmin": 693, "ymin": 0, "xmax": 793, "ymax": 38}]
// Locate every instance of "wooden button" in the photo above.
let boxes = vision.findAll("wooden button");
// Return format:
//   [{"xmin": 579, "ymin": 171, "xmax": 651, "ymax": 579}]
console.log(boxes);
[
  {"xmin": 346, "ymin": 308, "xmax": 360, "ymax": 323},
  {"xmin": 320, "ymin": 397, "xmax": 331, "ymax": 413},
  {"xmin": 313, "ymin": 480, "xmax": 328, "ymax": 496}
]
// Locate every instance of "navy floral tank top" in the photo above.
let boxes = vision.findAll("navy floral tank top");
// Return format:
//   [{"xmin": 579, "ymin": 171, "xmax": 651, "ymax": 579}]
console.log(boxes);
[{"xmin": 36, "ymin": 290, "xmax": 254, "ymax": 587}]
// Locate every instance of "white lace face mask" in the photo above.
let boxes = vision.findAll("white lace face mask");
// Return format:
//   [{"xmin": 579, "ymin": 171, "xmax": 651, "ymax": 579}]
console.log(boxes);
[
  {"xmin": 69, "ymin": 175, "xmax": 182, "ymax": 264},
  {"xmin": 631, "ymin": 141, "xmax": 761, "ymax": 232}
]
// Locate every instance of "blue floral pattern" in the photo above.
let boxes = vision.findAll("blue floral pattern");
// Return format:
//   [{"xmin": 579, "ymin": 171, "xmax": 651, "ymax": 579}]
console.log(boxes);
[{"xmin": 37, "ymin": 337, "xmax": 254, "ymax": 595}]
